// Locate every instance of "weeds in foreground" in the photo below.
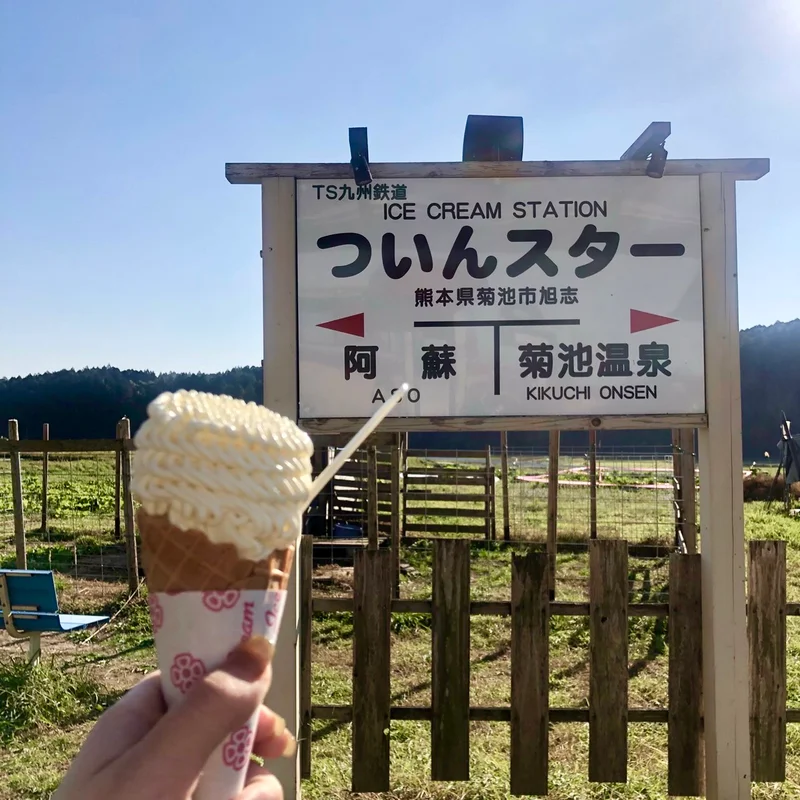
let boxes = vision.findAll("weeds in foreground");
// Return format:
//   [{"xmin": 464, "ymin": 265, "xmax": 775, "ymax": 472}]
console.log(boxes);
[{"xmin": 0, "ymin": 659, "xmax": 116, "ymax": 743}]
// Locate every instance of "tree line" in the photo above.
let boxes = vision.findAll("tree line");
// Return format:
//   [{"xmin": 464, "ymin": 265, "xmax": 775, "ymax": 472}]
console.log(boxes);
[{"xmin": 1, "ymin": 319, "xmax": 797, "ymax": 461}]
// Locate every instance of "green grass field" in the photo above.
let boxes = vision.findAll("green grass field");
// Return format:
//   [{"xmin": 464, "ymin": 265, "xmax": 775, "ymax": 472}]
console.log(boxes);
[{"xmin": 0, "ymin": 453, "xmax": 798, "ymax": 799}]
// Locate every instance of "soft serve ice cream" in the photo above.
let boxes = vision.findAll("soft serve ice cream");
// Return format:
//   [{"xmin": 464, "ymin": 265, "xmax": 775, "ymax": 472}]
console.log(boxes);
[
  {"xmin": 132, "ymin": 389, "xmax": 313, "ymax": 561},
  {"xmin": 130, "ymin": 390, "xmax": 314, "ymax": 800}
]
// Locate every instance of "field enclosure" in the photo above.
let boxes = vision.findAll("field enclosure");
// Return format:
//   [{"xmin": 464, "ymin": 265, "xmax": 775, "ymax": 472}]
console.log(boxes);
[
  {"xmin": 300, "ymin": 538, "xmax": 796, "ymax": 795},
  {"xmin": 0, "ymin": 426, "xmax": 699, "ymax": 588},
  {"xmin": 2, "ymin": 423, "xmax": 799, "ymax": 798}
]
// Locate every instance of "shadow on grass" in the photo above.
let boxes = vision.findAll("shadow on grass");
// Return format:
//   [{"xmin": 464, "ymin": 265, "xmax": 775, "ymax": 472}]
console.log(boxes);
[
  {"xmin": 63, "ymin": 638, "xmax": 154, "ymax": 670},
  {"xmin": 627, "ymin": 565, "xmax": 669, "ymax": 680}
]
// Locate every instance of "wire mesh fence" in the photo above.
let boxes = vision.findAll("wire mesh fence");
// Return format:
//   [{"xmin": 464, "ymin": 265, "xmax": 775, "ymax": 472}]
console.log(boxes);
[
  {"xmin": 0, "ymin": 433, "xmax": 697, "ymax": 590},
  {"xmin": 397, "ymin": 444, "xmax": 693, "ymax": 548},
  {"xmin": 504, "ymin": 446, "xmax": 686, "ymax": 546},
  {"xmin": 0, "ymin": 450, "xmax": 128, "ymax": 582}
]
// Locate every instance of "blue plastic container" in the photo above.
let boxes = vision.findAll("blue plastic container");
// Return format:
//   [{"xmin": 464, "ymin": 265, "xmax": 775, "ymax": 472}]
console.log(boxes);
[{"xmin": 333, "ymin": 523, "xmax": 363, "ymax": 540}]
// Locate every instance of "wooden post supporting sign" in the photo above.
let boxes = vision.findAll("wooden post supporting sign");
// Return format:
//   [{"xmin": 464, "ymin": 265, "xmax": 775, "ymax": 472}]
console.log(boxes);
[
  {"xmin": 261, "ymin": 177, "xmax": 301, "ymax": 800},
  {"xmin": 698, "ymin": 172, "xmax": 751, "ymax": 797}
]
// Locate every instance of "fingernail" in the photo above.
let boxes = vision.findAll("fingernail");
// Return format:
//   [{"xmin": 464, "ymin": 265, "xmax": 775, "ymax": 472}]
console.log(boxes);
[
  {"xmin": 282, "ymin": 734, "xmax": 297, "ymax": 758},
  {"xmin": 241, "ymin": 636, "xmax": 274, "ymax": 663},
  {"xmin": 273, "ymin": 714, "xmax": 286, "ymax": 738},
  {"xmin": 227, "ymin": 637, "xmax": 274, "ymax": 681}
]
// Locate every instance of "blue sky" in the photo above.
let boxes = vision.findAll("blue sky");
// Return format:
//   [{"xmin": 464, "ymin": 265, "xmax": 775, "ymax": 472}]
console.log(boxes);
[{"xmin": 1, "ymin": 0, "xmax": 796, "ymax": 379}]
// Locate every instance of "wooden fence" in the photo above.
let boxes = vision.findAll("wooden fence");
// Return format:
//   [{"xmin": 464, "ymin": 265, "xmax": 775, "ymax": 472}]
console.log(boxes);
[
  {"xmin": 325, "ymin": 434, "xmax": 695, "ymax": 551},
  {"xmin": 328, "ymin": 446, "xmax": 396, "ymax": 540},
  {"xmin": 403, "ymin": 448, "xmax": 495, "ymax": 540},
  {"xmin": 299, "ymin": 537, "xmax": 793, "ymax": 795},
  {"xmin": 2, "ymin": 421, "xmax": 698, "ymax": 597},
  {"xmin": 0, "ymin": 419, "xmax": 140, "ymax": 591}
]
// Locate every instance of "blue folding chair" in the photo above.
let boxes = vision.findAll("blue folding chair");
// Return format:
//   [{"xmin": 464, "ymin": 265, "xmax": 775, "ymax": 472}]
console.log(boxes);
[{"xmin": 0, "ymin": 569, "xmax": 109, "ymax": 664}]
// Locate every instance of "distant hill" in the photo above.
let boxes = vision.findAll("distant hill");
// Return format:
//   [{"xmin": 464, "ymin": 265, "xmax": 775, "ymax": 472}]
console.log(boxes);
[
  {"xmin": 1, "ymin": 320, "xmax": 797, "ymax": 461},
  {"xmin": 0, "ymin": 366, "xmax": 261, "ymax": 440},
  {"xmin": 740, "ymin": 320, "xmax": 800, "ymax": 460}
]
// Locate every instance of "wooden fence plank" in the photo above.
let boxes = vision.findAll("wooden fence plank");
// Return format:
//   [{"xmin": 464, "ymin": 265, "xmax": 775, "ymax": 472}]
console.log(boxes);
[
  {"xmin": 589, "ymin": 539, "xmax": 628, "ymax": 783},
  {"xmin": 403, "ymin": 478, "xmax": 489, "ymax": 490},
  {"xmin": 41, "ymin": 423, "xmax": 49, "ymax": 533},
  {"xmin": 510, "ymin": 551, "xmax": 549, "ymax": 796},
  {"xmin": 749, "ymin": 540, "xmax": 786, "ymax": 782},
  {"xmin": 671, "ymin": 428, "xmax": 683, "ymax": 550},
  {"xmin": 403, "ymin": 478, "xmax": 488, "ymax": 489},
  {"xmin": 331, "ymin": 487, "xmax": 393, "ymax": 499},
  {"xmin": 367, "ymin": 447, "xmax": 378, "ymax": 550},
  {"xmin": 313, "ymin": 596, "xmax": 671, "ymax": 618},
  {"xmin": 404, "ymin": 491, "xmax": 492, "ymax": 503},
  {"xmin": 391, "ymin": 446, "xmax": 401, "ymax": 598},
  {"xmin": 114, "ymin": 421, "xmax": 122, "ymax": 538},
  {"xmin": 405, "ymin": 506, "xmax": 490, "ymax": 519},
  {"xmin": 547, "ymin": 431, "xmax": 559, "ymax": 598},
  {"xmin": 432, "ymin": 539, "xmax": 470, "ymax": 781},
  {"xmin": 349, "ymin": 452, "xmax": 393, "ymax": 464},
  {"xmin": 588, "ymin": 429, "xmax": 597, "ymax": 539},
  {"xmin": 405, "ymin": 468, "xmax": 491, "ymax": 480},
  {"xmin": 489, "ymin": 467, "xmax": 497, "ymax": 539},
  {"xmin": 300, "ymin": 534, "xmax": 313, "ymax": 779},
  {"xmin": 680, "ymin": 428, "xmax": 697, "ymax": 553},
  {"xmin": 485, "ymin": 446, "xmax": 493, "ymax": 540},
  {"xmin": 501, "ymin": 432, "xmax": 510, "ymax": 540},
  {"xmin": 336, "ymin": 465, "xmax": 394, "ymax": 480},
  {"xmin": 405, "ymin": 469, "xmax": 488, "ymax": 481},
  {"xmin": 118, "ymin": 419, "xmax": 139, "ymax": 593},
  {"xmin": 402, "ymin": 465, "xmax": 491, "ymax": 477},
  {"xmin": 404, "ymin": 523, "xmax": 487, "ymax": 535},
  {"xmin": 352, "ymin": 548, "xmax": 391, "ymax": 792},
  {"xmin": 9, "ymin": 420, "xmax": 26, "ymax": 569},
  {"xmin": 0, "ymin": 438, "xmax": 126, "ymax": 453},
  {"xmin": 668, "ymin": 553, "xmax": 704, "ymax": 796},
  {"xmin": 314, "ymin": 705, "xmax": 673, "ymax": 723},
  {"xmin": 406, "ymin": 449, "xmax": 487, "ymax": 458}
]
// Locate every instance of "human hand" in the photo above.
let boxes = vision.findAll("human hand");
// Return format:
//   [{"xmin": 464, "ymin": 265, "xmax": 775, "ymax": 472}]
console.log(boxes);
[{"xmin": 54, "ymin": 638, "xmax": 295, "ymax": 800}]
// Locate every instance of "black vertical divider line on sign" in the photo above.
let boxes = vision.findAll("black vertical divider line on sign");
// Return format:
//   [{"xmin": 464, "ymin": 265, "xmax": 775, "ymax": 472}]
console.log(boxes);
[
  {"xmin": 414, "ymin": 318, "xmax": 580, "ymax": 399},
  {"xmin": 493, "ymin": 325, "xmax": 501, "ymax": 395}
]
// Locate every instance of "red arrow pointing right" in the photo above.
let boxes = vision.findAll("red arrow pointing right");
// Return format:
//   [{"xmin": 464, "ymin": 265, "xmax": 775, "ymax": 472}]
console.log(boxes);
[{"xmin": 630, "ymin": 309, "xmax": 679, "ymax": 334}]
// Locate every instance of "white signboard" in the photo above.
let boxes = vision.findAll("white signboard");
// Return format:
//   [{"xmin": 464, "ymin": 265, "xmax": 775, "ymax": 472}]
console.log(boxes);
[{"xmin": 296, "ymin": 177, "xmax": 704, "ymax": 418}]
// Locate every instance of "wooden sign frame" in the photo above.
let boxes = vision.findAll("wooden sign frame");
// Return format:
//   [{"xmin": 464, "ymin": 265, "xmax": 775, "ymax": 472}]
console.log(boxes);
[{"xmin": 228, "ymin": 156, "xmax": 769, "ymax": 800}]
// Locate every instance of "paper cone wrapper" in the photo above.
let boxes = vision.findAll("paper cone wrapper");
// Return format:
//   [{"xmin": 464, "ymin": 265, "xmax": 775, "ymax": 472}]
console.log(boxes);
[{"xmin": 139, "ymin": 511, "xmax": 293, "ymax": 800}]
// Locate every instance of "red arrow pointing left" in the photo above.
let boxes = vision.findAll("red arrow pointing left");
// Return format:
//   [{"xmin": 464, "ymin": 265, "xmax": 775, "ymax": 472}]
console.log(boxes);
[{"xmin": 317, "ymin": 312, "xmax": 364, "ymax": 338}]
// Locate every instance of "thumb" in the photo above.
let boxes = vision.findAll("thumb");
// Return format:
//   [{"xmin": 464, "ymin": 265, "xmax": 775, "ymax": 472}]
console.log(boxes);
[{"xmin": 123, "ymin": 637, "xmax": 274, "ymax": 795}]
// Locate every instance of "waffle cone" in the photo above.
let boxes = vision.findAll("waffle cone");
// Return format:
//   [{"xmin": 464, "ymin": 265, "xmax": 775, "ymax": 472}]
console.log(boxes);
[{"xmin": 138, "ymin": 509, "xmax": 294, "ymax": 593}]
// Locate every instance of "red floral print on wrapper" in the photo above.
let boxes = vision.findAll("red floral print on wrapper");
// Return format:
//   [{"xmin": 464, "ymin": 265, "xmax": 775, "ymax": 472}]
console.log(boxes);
[
  {"xmin": 170, "ymin": 653, "xmax": 206, "ymax": 694},
  {"xmin": 222, "ymin": 724, "xmax": 255, "ymax": 772},
  {"xmin": 148, "ymin": 595, "xmax": 163, "ymax": 634},
  {"xmin": 202, "ymin": 590, "xmax": 241, "ymax": 612}
]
